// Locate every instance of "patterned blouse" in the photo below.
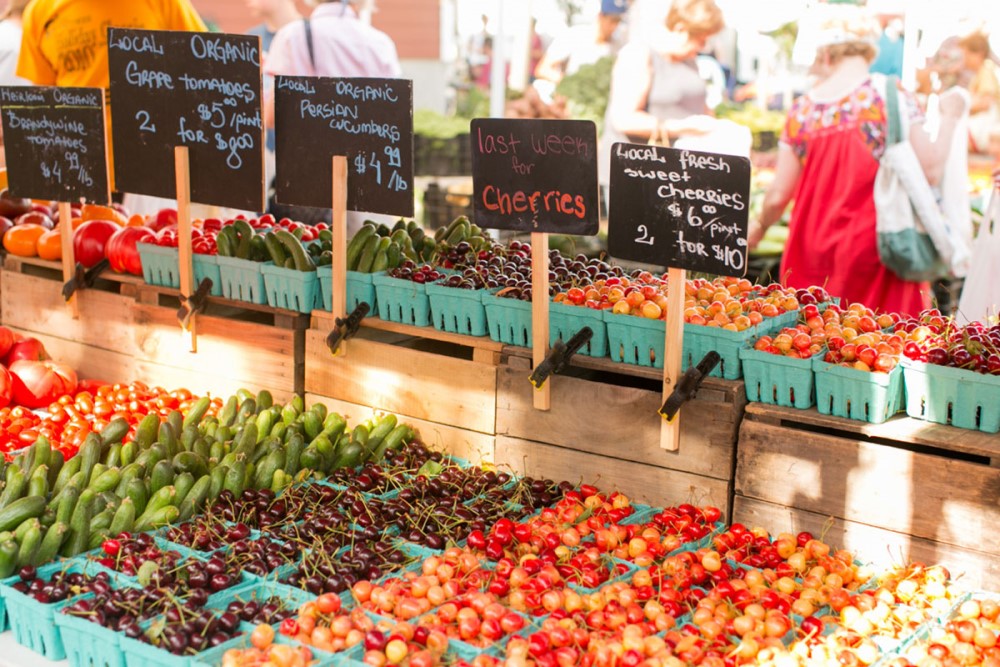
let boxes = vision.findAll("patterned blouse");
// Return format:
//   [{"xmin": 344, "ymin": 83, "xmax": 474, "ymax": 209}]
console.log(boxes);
[{"xmin": 781, "ymin": 77, "xmax": 924, "ymax": 163}]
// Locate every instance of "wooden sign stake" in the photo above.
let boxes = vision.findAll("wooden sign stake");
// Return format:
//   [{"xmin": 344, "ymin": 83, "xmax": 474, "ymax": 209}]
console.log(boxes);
[
  {"xmin": 58, "ymin": 201, "xmax": 79, "ymax": 319},
  {"xmin": 331, "ymin": 155, "xmax": 349, "ymax": 356},
  {"xmin": 660, "ymin": 266, "xmax": 686, "ymax": 450},
  {"xmin": 531, "ymin": 232, "xmax": 550, "ymax": 411},
  {"xmin": 174, "ymin": 146, "xmax": 196, "ymax": 353}
]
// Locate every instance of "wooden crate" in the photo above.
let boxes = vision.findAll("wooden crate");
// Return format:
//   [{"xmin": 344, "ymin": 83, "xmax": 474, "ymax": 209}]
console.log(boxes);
[
  {"xmin": 1, "ymin": 261, "xmax": 305, "ymax": 401},
  {"xmin": 495, "ymin": 351, "xmax": 745, "ymax": 513},
  {"xmin": 734, "ymin": 403, "xmax": 1000, "ymax": 590},
  {"xmin": 305, "ymin": 312, "xmax": 501, "ymax": 436}
]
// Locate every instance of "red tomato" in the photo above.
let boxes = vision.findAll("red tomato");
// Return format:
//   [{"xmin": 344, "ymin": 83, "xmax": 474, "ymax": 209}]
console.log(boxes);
[
  {"xmin": 4, "ymin": 335, "xmax": 48, "ymax": 364},
  {"xmin": 0, "ymin": 366, "xmax": 12, "ymax": 410},
  {"xmin": 9, "ymin": 359, "xmax": 78, "ymax": 408},
  {"xmin": 0, "ymin": 326, "xmax": 14, "ymax": 360},
  {"xmin": 150, "ymin": 208, "xmax": 178, "ymax": 231},
  {"xmin": 106, "ymin": 226, "xmax": 155, "ymax": 275},
  {"xmin": 73, "ymin": 220, "xmax": 119, "ymax": 267}
]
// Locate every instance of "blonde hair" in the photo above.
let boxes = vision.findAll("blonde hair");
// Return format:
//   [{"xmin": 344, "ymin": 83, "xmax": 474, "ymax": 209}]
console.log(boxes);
[
  {"xmin": 814, "ymin": 9, "xmax": 879, "ymax": 65},
  {"xmin": 959, "ymin": 32, "xmax": 991, "ymax": 57},
  {"xmin": 665, "ymin": 0, "xmax": 724, "ymax": 37},
  {"xmin": 823, "ymin": 40, "xmax": 878, "ymax": 65}
]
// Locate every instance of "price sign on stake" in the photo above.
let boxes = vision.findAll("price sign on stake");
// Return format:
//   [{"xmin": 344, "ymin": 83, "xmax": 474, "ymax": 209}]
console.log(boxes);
[
  {"xmin": 471, "ymin": 118, "xmax": 599, "ymax": 235},
  {"xmin": 107, "ymin": 28, "xmax": 265, "ymax": 212},
  {"xmin": 274, "ymin": 76, "xmax": 414, "ymax": 217},
  {"xmin": 607, "ymin": 142, "xmax": 751, "ymax": 450},
  {"xmin": 472, "ymin": 118, "xmax": 599, "ymax": 411},
  {"xmin": 274, "ymin": 76, "xmax": 413, "ymax": 356},
  {"xmin": 0, "ymin": 86, "xmax": 110, "ymax": 203},
  {"xmin": 0, "ymin": 85, "xmax": 111, "ymax": 319}
]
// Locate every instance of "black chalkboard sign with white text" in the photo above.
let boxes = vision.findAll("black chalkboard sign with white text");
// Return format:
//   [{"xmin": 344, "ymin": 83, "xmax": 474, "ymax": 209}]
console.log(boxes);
[
  {"xmin": 107, "ymin": 28, "xmax": 264, "ymax": 211},
  {"xmin": 471, "ymin": 118, "xmax": 599, "ymax": 235},
  {"xmin": 0, "ymin": 86, "xmax": 110, "ymax": 203},
  {"xmin": 273, "ymin": 76, "xmax": 413, "ymax": 216},
  {"xmin": 608, "ymin": 143, "xmax": 751, "ymax": 276}
]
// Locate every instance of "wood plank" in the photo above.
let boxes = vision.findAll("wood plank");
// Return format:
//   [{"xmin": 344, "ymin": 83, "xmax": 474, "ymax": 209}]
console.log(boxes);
[
  {"xmin": 496, "ymin": 366, "xmax": 738, "ymax": 480},
  {"xmin": 496, "ymin": 435, "xmax": 730, "ymax": 513},
  {"xmin": 1, "ymin": 271, "xmax": 135, "ymax": 352},
  {"xmin": 745, "ymin": 403, "xmax": 1000, "ymax": 460},
  {"xmin": 733, "ymin": 496, "xmax": 1000, "ymax": 593},
  {"xmin": 312, "ymin": 310, "xmax": 504, "ymax": 353},
  {"xmin": 131, "ymin": 303, "xmax": 299, "ymax": 395},
  {"xmin": 304, "ymin": 331, "xmax": 497, "ymax": 434},
  {"xmin": 3, "ymin": 255, "xmax": 144, "ymax": 286},
  {"xmin": 502, "ymin": 344, "xmax": 744, "ymax": 403},
  {"xmin": 736, "ymin": 419, "xmax": 1000, "ymax": 555},
  {"xmin": 305, "ymin": 393, "xmax": 495, "ymax": 464},
  {"xmin": 12, "ymin": 328, "xmax": 296, "ymax": 403}
]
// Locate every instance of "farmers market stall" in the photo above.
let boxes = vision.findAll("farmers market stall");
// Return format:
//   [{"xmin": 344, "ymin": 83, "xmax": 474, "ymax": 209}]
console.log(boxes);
[{"xmin": 0, "ymin": 24, "xmax": 998, "ymax": 667}]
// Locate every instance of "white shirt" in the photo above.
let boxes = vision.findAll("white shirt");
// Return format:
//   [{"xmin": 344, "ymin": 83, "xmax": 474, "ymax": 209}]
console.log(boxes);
[
  {"xmin": 544, "ymin": 24, "xmax": 619, "ymax": 78},
  {"xmin": 264, "ymin": 3, "xmax": 401, "ymax": 79},
  {"xmin": 0, "ymin": 20, "xmax": 29, "ymax": 86}
]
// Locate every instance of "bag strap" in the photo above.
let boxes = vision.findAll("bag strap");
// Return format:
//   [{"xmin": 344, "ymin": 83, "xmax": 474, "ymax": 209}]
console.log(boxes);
[
  {"xmin": 885, "ymin": 75, "xmax": 902, "ymax": 146},
  {"xmin": 303, "ymin": 18, "xmax": 316, "ymax": 73}
]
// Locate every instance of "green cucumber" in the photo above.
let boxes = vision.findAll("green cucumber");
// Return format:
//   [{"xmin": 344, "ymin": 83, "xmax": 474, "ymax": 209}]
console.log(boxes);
[
  {"xmin": 209, "ymin": 465, "xmax": 228, "ymax": 499},
  {"xmin": 109, "ymin": 498, "xmax": 135, "ymax": 536},
  {"xmin": 263, "ymin": 231, "xmax": 289, "ymax": 266},
  {"xmin": 126, "ymin": 479, "xmax": 149, "ymax": 516},
  {"xmin": 354, "ymin": 234, "xmax": 381, "ymax": 273},
  {"xmin": 16, "ymin": 522, "xmax": 42, "ymax": 568},
  {"xmin": 0, "ymin": 496, "xmax": 46, "ymax": 532},
  {"xmin": 133, "ymin": 506, "xmax": 179, "ymax": 533},
  {"xmin": 0, "ymin": 467, "xmax": 26, "ymax": 507},
  {"xmin": 150, "ymin": 460, "xmax": 175, "ymax": 495},
  {"xmin": 90, "ymin": 468, "xmax": 122, "ymax": 494},
  {"xmin": 219, "ymin": 395, "xmax": 239, "ymax": 427},
  {"xmin": 100, "ymin": 418, "xmax": 130, "ymax": 446},
  {"xmin": 0, "ymin": 539, "xmax": 18, "ymax": 578}
]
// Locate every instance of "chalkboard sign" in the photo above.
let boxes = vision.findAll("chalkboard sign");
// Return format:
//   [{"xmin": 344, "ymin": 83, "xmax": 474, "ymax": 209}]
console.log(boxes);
[
  {"xmin": 273, "ymin": 76, "xmax": 413, "ymax": 216},
  {"xmin": 607, "ymin": 143, "xmax": 751, "ymax": 276},
  {"xmin": 471, "ymin": 118, "xmax": 599, "ymax": 235},
  {"xmin": 0, "ymin": 86, "xmax": 110, "ymax": 203},
  {"xmin": 107, "ymin": 28, "xmax": 264, "ymax": 211}
]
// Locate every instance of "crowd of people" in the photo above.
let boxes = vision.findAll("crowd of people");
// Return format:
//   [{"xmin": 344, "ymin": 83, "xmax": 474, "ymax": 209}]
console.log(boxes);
[{"xmin": 0, "ymin": 0, "xmax": 996, "ymax": 317}]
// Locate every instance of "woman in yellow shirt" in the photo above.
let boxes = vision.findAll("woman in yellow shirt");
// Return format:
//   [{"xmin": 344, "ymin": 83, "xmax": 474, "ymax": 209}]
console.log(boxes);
[{"xmin": 14, "ymin": 0, "xmax": 207, "ymax": 191}]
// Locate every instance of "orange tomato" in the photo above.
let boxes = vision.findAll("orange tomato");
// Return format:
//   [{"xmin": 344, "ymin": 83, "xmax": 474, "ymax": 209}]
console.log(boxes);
[
  {"xmin": 35, "ymin": 229, "xmax": 62, "ymax": 261},
  {"xmin": 125, "ymin": 214, "xmax": 147, "ymax": 227},
  {"xmin": 80, "ymin": 203, "xmax": 126, "ymax": 225},
  {"xmin": 3, "ymin": 224, "xmax": 46, "ymax": 256}
]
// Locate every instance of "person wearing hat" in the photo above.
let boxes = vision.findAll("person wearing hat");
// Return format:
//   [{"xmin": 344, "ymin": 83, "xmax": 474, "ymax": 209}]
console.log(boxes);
[
  {"xmin": 534, "ymin": 0, "xmax": 628, "ymax": 85},
  {"xmin": 749, "ymin": 9, "xmax": 967, "ymax": 317}
]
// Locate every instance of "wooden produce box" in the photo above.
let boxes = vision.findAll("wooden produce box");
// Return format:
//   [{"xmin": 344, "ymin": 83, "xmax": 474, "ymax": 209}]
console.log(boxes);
[
  {"xmin": 1, "ymin": 257, "xmax": 305, "ymax": 402},
  {"xmin": 305, "ymin": 312, "xmax": 501, "ymax": 463},
  {"xmin": 496, "ymin": 350, "xmax": 745, "ymax": 515},
  {"xmin": 734, "ymin": 403, "xmax": 1000, "ymax": 590}
]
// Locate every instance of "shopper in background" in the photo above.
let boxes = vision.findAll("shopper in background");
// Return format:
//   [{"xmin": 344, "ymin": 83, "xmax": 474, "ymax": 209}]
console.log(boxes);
[
  {"xmin": 534, "ymin": 0, "xmax": 627, "ymax": 86},
  {"xmin": 264, "ymin": 0, "xmax": 400, "ymax": 83},
  {"xmin": 246, "ymin": 0, "xmax": 302, "ymax": 192},
  {"xmin": 263, "ymin": 0, "xmax": 401, "ymax": 229},
  {"xmin": 0, "ymin": 0, "xmax": 28, "ymax": 86},
  {"xmin": 598, "ymin": 0, "xmax": 725, "ymax": 188},
  {"xmin": 960, "ymin": 32, "xmax": 1000, "ymax": 154},
  {"xmin": 15, "ymin": 0, "xmax": 206, "ymax": 210},
  {"xmin": 0, "ymin": 0, "xmax": 29, "ymax": 170},
  {"xmin": 16, "ymin": 0, "xmax": 206, "ymax": 90},
  {"xmin": 748, "ymin": 10, "xmax": 966, "ymax": 317},
  {"xmin": 247, "ymin": 0, "xmax": 302, "ymax": 56}
]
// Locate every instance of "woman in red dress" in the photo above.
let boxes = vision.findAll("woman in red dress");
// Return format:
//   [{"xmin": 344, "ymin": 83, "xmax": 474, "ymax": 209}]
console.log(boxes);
[{"xmin": 748, "ymin": 11, "xmax": 966, "ymax": 317}]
